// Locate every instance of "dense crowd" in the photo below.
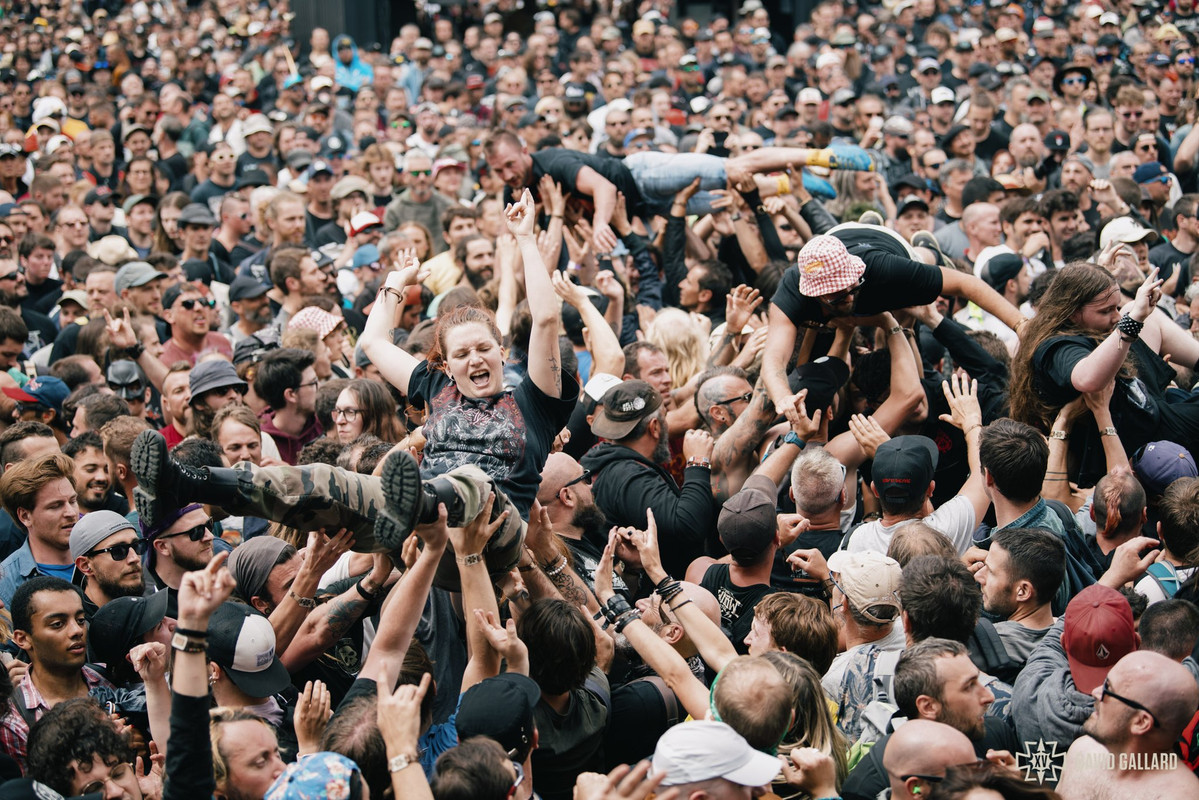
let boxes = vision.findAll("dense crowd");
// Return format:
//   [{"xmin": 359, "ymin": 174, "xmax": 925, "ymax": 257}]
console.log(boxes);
[{"xmin": 1, "ymin": 1, "xmax": 1199, "ymax": 799}]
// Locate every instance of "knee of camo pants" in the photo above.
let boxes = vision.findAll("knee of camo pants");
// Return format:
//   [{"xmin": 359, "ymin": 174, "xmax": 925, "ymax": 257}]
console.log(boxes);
[{"xmin": 239, "ymin": 462, "xmax": 385, "ymax": 552}]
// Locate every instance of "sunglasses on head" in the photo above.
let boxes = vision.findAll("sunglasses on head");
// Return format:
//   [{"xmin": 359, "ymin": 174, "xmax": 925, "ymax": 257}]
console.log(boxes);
[
  {"xmin": 159, "ymin": 521, "xmax": 211, "ymax": 542},
  {"xmin": 89, "ymin": 538, "xmax": 150, "ymax": 561},
  {"xmin": 180, "ymin": 297, "xmax": 217, "ymax": 310}
]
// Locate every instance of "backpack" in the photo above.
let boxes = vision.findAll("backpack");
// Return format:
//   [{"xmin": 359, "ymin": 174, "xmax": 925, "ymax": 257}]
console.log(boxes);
[
  {"xmin": 840, "ymin": 646, "xmax": 902, "ymax": 770},
  {"xmin": 1180, "ymin": 707, "xmax": 1199, "ymax": 775},
  {"xmin": 632, "ymin": 675, "xmax": 681, "ymax": 728},
  {"xmin": 1145, "ymin": 561, "xmax": 1182, "ymax": 599},
  {"xmin": 967, "ymin": 618, "xmax": 1025, "ymax": 686}
]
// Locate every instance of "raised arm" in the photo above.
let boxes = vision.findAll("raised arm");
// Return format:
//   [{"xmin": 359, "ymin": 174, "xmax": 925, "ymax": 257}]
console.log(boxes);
[
  {"xmin": 763, "ymin": 302, "xmax": 802, "ymax": 420},
  {"xmin": 450, "ymin": 496, "xmax": 508, "ymax": 693},
  {"xmin": 269, "ymin": 528, "xmax": 354, "ymax": 655},
  {"xmin": 358, "ymin": 249, "xmax": 428, "ymax": 396},
  {"xmin": 937, "ymin": 375, "xmax": 990, "ymax": 526},
  {"xmin": 509, "ymin": 189, "xmax": 568, "ymax": 398},
  {"xmin": 552, "ymin": 270, "xmax": 624, "ymax": 377},
  {"xmin": 575, "ymin": 166, "xmax": 619, "ymax": 252},
  {"xmin": 1069, "ymin": 269, "xmax": 1163, "ymax": 393},
  {"xmin": 939, "ymin": 267, "xmax": 1025, "ymax": 334}
]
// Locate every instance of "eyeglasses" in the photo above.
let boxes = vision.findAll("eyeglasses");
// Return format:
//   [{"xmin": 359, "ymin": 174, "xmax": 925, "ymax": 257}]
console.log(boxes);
[
  {"xmin": 506, "ymin": 762, "xmax": 525, "ymax": 800},
  {"xmin": 297, "ymin": 379, "xmax": 320, "ymax": 390},
  {"xmin": 88, "ymin": 538, "xmax": 150, "ymax": 561},
  {"xmin": 408, "ymin": 169, "xmax": 432, "ymax": 177},
  {"xmin": 1098, "ymin": 679, "xmax": 1160, "ymax": 728},
  {"xmin": 714, "ymin": 390, "xmax": 754, "ymax": 407},
  {"xmin": 563, "ymin": 469, "xmax": 593, "ymax": 489},
  {"xmin": 180, "ymin": 297, "xmax": 217, "ymax": 310},
  {"xmin": 1121, "ymin": 110, "xmax": 1144, "ymax": 119},
  {"xmin": 158, "ymin": 521, "xmax": 211, "ymax": 542},
  {"xmin": 333, "ymin": 407, "xmax": 362, "ymax": 421},
  {"xmin": 711, "ymin": 114, "xmax": 733, "ymax": 121}
]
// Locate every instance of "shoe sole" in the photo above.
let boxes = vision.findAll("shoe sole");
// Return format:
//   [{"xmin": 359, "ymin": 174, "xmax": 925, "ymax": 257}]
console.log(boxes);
[
  {"xmin": 130, "ymin": 430, "xmax": 169, "ymax": 529},
  {"xmin": 377, "ymin": 450, "xmax": 423, "ymax": 551}
]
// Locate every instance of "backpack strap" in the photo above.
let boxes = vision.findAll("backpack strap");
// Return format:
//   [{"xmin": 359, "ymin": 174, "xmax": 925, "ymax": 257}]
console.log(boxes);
[
  {"xmin": 872, "ymin": 649, "xmax": 902, "ymax": 705},
  {"xmin": 1146, "ymin": 561, "xmax": 1182, "ymax": 599},
  {"xmin": 634, "ymin": 675, "xmax": 681, "ymax": 728}
]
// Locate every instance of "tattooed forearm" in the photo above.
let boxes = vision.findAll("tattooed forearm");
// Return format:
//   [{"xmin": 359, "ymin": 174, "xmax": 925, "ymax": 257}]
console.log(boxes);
[
  {"xmin": 550, "ymin": 567, "xmax": 595, "ymax": 608},
  {"xmin": 321, "ymin": 593, "xmax": 369, "ymax": 642},
  {"xmin": 708, "ymin": 332, "xmax": 738, "ymax": 368},
  {"xmin": 549, "ymin": 354, "xmax": 562, "ymax": 395}
]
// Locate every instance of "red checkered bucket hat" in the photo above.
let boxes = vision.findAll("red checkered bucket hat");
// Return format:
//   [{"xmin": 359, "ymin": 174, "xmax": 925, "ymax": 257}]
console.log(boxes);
[{"xmin": 797, "ymin": 235, "xmax": 866, "ymax": 297}]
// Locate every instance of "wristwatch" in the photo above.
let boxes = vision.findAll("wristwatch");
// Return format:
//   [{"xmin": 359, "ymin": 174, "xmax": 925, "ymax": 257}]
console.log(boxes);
[
  {"xmin": 782, "ymin": 431, "xmax": 806, "ymax": 450},
  {"xmin": 388, "ymin": 752, "xmax": 418, "ymax": 773},
  {"xmin": 1049, "ymin": 430, "xmax": 1068, "ymax": 441},
  {"xmin": 171, "ymin": 632, "xmax": 207, "ymax": 654},
  {"xmin": 289, "ymin": 590, "xmax": 317, "ymax": 609}
]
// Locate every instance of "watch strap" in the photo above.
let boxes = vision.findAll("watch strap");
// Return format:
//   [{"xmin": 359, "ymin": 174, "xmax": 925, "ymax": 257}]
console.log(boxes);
[
  {"xmin": 782, "ymin": 431, "xmax": 806, "ymax": 449},
  {"xmin": 289, "ymin": 590, "xmax": 317, "ymax": 609},
  {"xmin": 388, "ymin": 752, "xmax": 417, "ymax": 773},
  {"xmin": 171, "ymin": 632, "xmax": 207, "ymax": 653}
]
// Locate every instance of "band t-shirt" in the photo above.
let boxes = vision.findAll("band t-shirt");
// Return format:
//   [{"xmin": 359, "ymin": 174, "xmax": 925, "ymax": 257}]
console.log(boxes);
[{"xmin": 772, "ymin": 249, "xmax": 944, "ymax": 328}]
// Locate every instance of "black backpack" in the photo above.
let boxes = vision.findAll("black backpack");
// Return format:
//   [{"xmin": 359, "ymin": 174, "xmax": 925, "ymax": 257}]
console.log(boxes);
[{"xmin": 967, "ymin": 618, "xmax": 1025, "ymax": 685}]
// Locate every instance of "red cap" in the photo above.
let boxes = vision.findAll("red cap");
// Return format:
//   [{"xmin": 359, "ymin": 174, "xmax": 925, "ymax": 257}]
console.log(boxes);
[{"xmin": 1061, "ymin": 584, "xmax": 1137, "ymax": 694}]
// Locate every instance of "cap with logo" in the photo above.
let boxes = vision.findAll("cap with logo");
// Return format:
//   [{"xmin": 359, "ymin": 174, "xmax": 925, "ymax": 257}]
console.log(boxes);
[
  {"xmin": 826, "ymin": 550, "xmax": 903, "ymax": 623},
  {"xmin": 896, "ymin": 194, "xmax": 930, "ymax": 216},
  {"xmin": 1131, "ymin": 441, "xmax": 1197, "ymax": 495},
  {"xmin": 207, "ymin": 601, "xmax": 292, "ymax": 697},
  {"xmin": 591, "ymin": 380, "xmax": 663, "ymax": 440},
  {"xmin": 84, "ymin": 186, "xmax": 114, "ymax": 205},
  {"xmin": 1062, "ymin": 584, "xmax": 1136, "ymax": 693},
  {"xmin": 796, "ymin": 235, "xmax": 866, "ymax": 298},
  {"xmin": 872, "ymin": 435, "xmax": 938, "ymax": 507},
  {"xmin": 3, "ymin": 375, "xmax": 69, "ymax": 413}
]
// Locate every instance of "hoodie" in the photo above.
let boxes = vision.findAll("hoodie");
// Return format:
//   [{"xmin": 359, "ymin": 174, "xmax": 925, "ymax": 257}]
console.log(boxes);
[
  {"xmin": 333, "ymin": 35, "xmax": 374, "ymax": 92},
  {"xmin": 580, "ymin": 441, "xmax": 716, "ymax": 579},
  {"xmin": 1010, "ymin": 617, "xmax": 1095, "ymax": 748}
]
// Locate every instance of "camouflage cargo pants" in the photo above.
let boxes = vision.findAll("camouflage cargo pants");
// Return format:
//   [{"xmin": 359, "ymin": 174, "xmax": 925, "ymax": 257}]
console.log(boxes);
[{"xmin": 229, "ymin": 461, "xmax": 525, "ymax": 580}]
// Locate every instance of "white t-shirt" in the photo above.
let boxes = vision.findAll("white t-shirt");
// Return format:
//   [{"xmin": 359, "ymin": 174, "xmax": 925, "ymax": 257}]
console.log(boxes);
[{"xmin": 843, "ymin": 494, "xmax": 977, "ymax": 557}]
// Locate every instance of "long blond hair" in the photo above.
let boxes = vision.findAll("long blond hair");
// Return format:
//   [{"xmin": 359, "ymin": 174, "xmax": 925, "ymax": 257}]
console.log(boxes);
[
  {"xmin": 762, "ymin": 650, "xmax": 850, "ymax": 797},
  {"xmin": 647, "ymin": 308, "xmax": 708, "ymax": 387}
]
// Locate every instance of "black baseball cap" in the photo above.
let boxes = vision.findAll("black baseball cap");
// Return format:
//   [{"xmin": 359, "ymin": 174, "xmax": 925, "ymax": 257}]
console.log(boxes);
[
  {"xmin": 88, "ymin": 590, "xmax": 169, "ymax": 669},
  {"xmin": 591, "ymin": 380, "xmax": 662, "ymax": 439},
  {"xmin": 872, "ymin": 435, "xmax": 939, "ymax": 506},
  {"xmin": 229, "ymin": 275, "xmax": 270, "ymax": 301},
  {"xmin": 982, "ymin": 253, "xmax": 1024, "ymax": 291},
  {"xmin": 788, "ymin": 356, "xmax": 850, "ymax": 416},
  {"xmin": 456, "ymin": 672, "xmax": 540, "ymax": 758}
]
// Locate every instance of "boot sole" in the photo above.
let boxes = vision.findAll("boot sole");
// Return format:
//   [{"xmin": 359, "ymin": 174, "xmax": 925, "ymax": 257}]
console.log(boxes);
[
  {"xmin": 376, "ymin": 450, "xmax": 423, "ymax": 551},
  {"xmin": 131, "ymin": 430, "xmax": 169, "ymax": 529}
]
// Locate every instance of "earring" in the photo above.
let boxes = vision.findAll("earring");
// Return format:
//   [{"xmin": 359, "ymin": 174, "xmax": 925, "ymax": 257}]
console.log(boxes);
[{"xmin": 209, "ymin": 672, "xmax": 217, "ymax": 686}]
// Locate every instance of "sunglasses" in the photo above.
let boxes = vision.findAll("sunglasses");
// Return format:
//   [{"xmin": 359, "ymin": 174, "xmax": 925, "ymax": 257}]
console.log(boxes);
[
  {"xmin": 1180, "ymin": 57, "xmax": 1196, "ymax": 65},
  {"xmin": 1121, "ymin": 110, "xmax": 1144, "ymax": 119},
  {"xmin": 563, "ymin": 469, "xmax": 593, "ymax": 489},
  {"xmin": 817, "ymin": 276, "xmax": 866, "ymax": 307},
  {"xmin": 390, "ymin": 120, "xmax": 413, "ymax": 129},
  {"xmin": 159, "ymin": 521, "xmax": 211, "ymax": 542},
  {"xmin": 1148, "ymin": 175, "xmax": 1170, "ymax": 184},
  {"xmin": 89, "ymin": 538, "xmax": 150, "ymax": 561},
  {"xmin": 714, "ymin": 390, "xmax": 754, "ymax": 407},
  {"xmin": 1098, "ymin": 679, "xmax": 1160, "ymax": 728},
  {"xmin": 180, "ymin": 297, "xmax": 217, "ymax": 310},
  {"xmin": 1062, "ymin": 77, "xmax": 1087, "ymax": 86},
  {"xmin": 1096, "ymin": 53, "xmax": 1113, "ymax": 63},
  {"xmin": 408, "ymin": 169, "xmax": 432, "ymax": 177}
]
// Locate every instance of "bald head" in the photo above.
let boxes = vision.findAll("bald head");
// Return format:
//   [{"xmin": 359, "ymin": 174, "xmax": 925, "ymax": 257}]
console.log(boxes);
[
  {"xmin": 538, "ymin": 452, "xmax": 586, "ymax": 504},
  {"xmin": 962, "ymin": 202, "xmax": 1001, "ymax": 247},
  {"xmin": 696, "ymin": 372, "xmax": 751, "ymax": 429},
  {"xmin": 680, "ymin": 581, "xmax": 721, "ymax": 628},
  {"xmin": 1109, "ymin": 651, "xmax": 1199, "ymax": 738},
  {"xmin": 884, "ymin": 720, "xmax": 976, "ymax": 797}
]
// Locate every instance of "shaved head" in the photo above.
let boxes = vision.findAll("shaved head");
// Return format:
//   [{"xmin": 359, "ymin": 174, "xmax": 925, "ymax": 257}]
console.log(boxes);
[
  {"xmin": 1108, "ymin": 651, "xmax": 1199, "ymax": 738},
  {"xmin": 884, "ymin": 720, "xmax": 977, "ymax": 795}
]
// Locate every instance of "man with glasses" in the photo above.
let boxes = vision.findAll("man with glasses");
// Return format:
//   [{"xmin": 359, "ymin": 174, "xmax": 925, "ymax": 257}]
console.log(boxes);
[
  {"xmin": 255, "ymin": 348, "xmax": 321, "ymax": 465},
  {"xmin": 69, "ymin": 509, "xmax": 148, "ymax": 616},
  {"xmin": 4, "ymin": 377, "xmax": 69, "ymax": 445},
  {"xmin": 0, "ymin": 260, "xmax": 56, "ymax": 355},
  {"xmin": 160, "ymin": 282, "xmax": 233, "ymax": 367},
  {"xmin": 536, "ymin": 452, "xmax": 623, "ymax": 596},
  {"xmin": 597, "ymin": 107, "xmax": 631, "ymax": 160},
  {"xmin": 1058, "ymin": 651, "xmax": 1199, "ymax": 798},
  {"xmin": 383, "ymin": 151, "xmax": 456, "ymax": 254},
  {"xmin": 1134, "ymin": 161, "xmax": 1173, "ymax": 227},
  {"xmin": 144, "ymin": 502, "xmax": 214, "ymax": 605},
  {"xmin": 177, "ymin": 203, "xmax": 227, "ymax": 283}
]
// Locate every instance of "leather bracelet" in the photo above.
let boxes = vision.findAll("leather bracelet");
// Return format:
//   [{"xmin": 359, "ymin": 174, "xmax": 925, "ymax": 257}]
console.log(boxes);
[
  {"xmin": 1116, "ymin": 314, "xmax": 1143, "ymax": 340},
  {"xmin": 614, "ymin": 610, "xmax": 642, "ymax": 633},
  {"xmin": 355, "ymin": 580, "xmax": 379, "ymax": 601},
  {"xmin": 174, "ymin": 627, "xmax": 209, "ymax": 638},
  {"xmin": 378, "ymin": 286, "xmax": 404, "ymax": 303}
]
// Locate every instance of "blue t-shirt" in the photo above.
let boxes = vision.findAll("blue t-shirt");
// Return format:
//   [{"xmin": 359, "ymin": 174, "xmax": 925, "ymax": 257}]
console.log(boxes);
[{"xmin": 37, "ymin": 562, "xmax": 75, "ymax": 582}]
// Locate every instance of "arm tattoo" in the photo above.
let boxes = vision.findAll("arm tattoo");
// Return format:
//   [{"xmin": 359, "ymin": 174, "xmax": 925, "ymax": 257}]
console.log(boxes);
[
  {"xmin": 548, "ymin": 354, "xmax": 562, "ymax": 395},
  {"xmin": 550, "ymin": 567, "xmax": 593, "ymax": 607},
  {"xmin": 322, "ymin": 594, "xmax": 368, "ymax": 641},
  {"xmin": 708, "ymin": 332, "xmax": 738, "ymax": 368}
]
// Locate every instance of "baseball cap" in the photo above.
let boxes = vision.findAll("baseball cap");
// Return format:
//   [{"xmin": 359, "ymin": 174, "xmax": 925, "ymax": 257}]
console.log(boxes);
[
  {"xmin": 289, "ymin": 306, "xmax": 344, "ymax": 340},
  {"xmin": 826, "ymin": 550, "xmax": 903, "ymax": 623},
  {"xmin": 831, "ymin": 88, "xmax": 857, "ymax": 106},
  {"xmin": 330, "ymin": 175, "xmax": 371, "ymax": 201},
  {"xmin": 1027, "ymin": 88, "xmax": 1050, "ymax": 103},
  {"xmin": 348, "ymin": 211, "xmax": 383, "ymax": 236},
  {"xmin": 1133, "ymin": 161, "xmax": 1169, "ymax": 185},
  {"xmin": 286, "ymin": 149, "xmax": 314, "ymax": 171},
  {"xmin": 816, "ymin": 53, "xmax": 841, "ymax": 71},
  {"xmin": 1062, "ymin": 584, "xmax": 1137, "ymax": 694},
  {"xmin": 897, "ymin": 194, "xmax": 930, "ymax": 216},
  {"xmin": 930, "ymin": 87, "xmax": 956, "ymax": 106},
  {"xmin": 121, "ymin": 193, "xmax": 158, "ymax": 216},
  {"xmin": 0, "ymin": 143, "xmax": 22, "ymax": 159},
  {"xmin": 916, "ymin": 57, "xmax": 941, "ymax": 74},
  {"xmin": 718, "ymin": 475, "xmax": 779, "ymax": 562},
  {"xmin": 564, "ymin": 83, "xmax": 588, "ymax": 101},
  {"xmin": 1064, "ymin": 154, "xmax": 1096, "ymax": 175},
  {"xmin": 89, "ymin": 590, "xmax": 169, "ymax": 669},
  {"xmin": 121, "ymin": 123, "xmax": 149, "ymax": 142},
  {"xmin": 84, "ymin": 186, "xmax": 114, "ymax": 205},
  {"xmin": 58, "ymin": 290, "xmax": 89, "ymax": 312},
  {"xmin": 882, "ymin": 116, "xmax": 914, "ymax": 136},
  {"xmin": 624, "ymin": 127, "xmax": 654, "ymax": 147},
  {"xmin": 653, "ymin": 720, "xmax": 785, "ymax": 787},
  {"xmin": 351, "ymin": 244, "xmax": 381, "ymax": 271},
  {"xmin": 433, "ymin": 157, "xmax": 466, "ymax": 177},
  {"xmin": 69, "ymin": 509, "xmax": 138, "ymax": 560},
  {"xmin": 179, "ymin": 203, "xmax": 218, "ymax": 227},
  {"xmin": 0, "ymin": 778, "xmax": 101, "ymax": 800},
  {"xmin": 797, "ymin": 87, "xmax": 822, "ymax": 106},
  {"xmin": 633, "ymin": 19, "xmax": 656, "ymax": 36},
  {"xmin": 87, "ymin": 234, "xmax": 138, "ymax": 267},
  {"xmin": 189, "ymin": 359, "xmax": 248, "ymax": 398},
  {"xmin": 1131, "ymin": 441, "xmax": 1197, "ymax": 495},
  {"xmin": 456, "ymin": 672, "xmax": 541, "ymax": 757},
  {"xmin": 981, "ymin": 253, "xmax": 1025, "ymax": 291},
  {"xmin": 591, "ymin": 380, "xmax": 663, "ymax": 440},
  {"xmin": 114, "ymin": 261, "xmax": 167, "ymax": 293},
  {"xmin": 1146, "ymin": 53, "xmax": 1171, "ymax": 68},
  {"xmin": 1100, "ymin": 11, "xmax": 1120, "ymax": 25},
  {"xmin": 796, "ymin": 235, "xmax": 866, "ymax": 298},
  {"xmin": 306, "ymin": 160, "xmax": 334, "ymax": 180},
  {"xmin": 282, "ymin": 73, "xmax": 304, "ymax": 90},
  {"xmin": 1032, "ymin": 16, "xmax": 1055, "ymax": 36},
  {"xmin": 1099, "ymin": 216, "xmax": 1160, "ymax": 249},
  {"xmin": 788, "ymin": 355, "xmax": 851, "ymax": 414},
  {"xmin": 229, "ymin": 275, "xmax": 270, "ymax": 302},
  {"xmin": 872, "ymin": 435, "xmax": 938, "ymax": 507},
  {"xmin": 3, "ymin": 375, "xmax": 68, "ymax": 412},
  {"xmin": 229, "ymin": 535, "xmax": 293, "ymax": 602},
  {"xmin": 1044, "ymin": 130, "xmax": 1070, "ymax": 151},
  {"xmin": 207, "ymin": 601, "xmax": 292, "ymax": 696},
  {"xmin": 233, "ymin": 329, "xmax": 281, "ymax": 366},
  {"xmin": 243, "ymin": 113, "xmax": 273, "ymax": 136}
]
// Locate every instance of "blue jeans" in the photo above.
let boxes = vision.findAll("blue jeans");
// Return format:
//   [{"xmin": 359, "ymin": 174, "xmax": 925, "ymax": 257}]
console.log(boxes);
[{"xmin": 625, "ymin": 151, "xmax": 729, "ymax": 215}]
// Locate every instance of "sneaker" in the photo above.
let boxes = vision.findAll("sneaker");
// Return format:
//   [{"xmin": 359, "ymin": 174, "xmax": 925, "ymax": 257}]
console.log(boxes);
[
  {"xmin": 858, "ymin": 210, "xmax": 885, "ymax": 226},
  {"xmin": 808, "ymin": 144, "xmax": 876, "ymax": 172},
  {"xmin": 802, "ymin": 171, "xmax": 836, "ymax": 200},
  {"xmin": 911, "ymin": 231, "xmax": 947, "ymax": 265},
  {"xmin": 376, "ymin": 449, "xmax": 430, "ymax": 551}
]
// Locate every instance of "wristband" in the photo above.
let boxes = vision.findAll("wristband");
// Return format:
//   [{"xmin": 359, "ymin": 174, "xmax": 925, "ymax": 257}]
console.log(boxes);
[
  {"xmin": 1100, "ymin": 426, "xmax": 1118, "ymax": 437},
  {"xmin": 117, "ymin": 342, "xmax": 145, "ymax": 360},
  {"xmin": 543, "ymin": 555, "xmax": 568, "ymax": 577},
  {"xmin": 686, "ymin": 456, "xmax": 711, "ymax": 469},
  {"xmin": 173, "ymin": 627, "xmax": 209, "ymax": 638},
  {"xmin": 602, "ymin": 594, "xmax": 634, "ymax": 624},
  {"xmin": 456, "ymin": 552, "xmax": 485, "ymax": 567},
  {"xmin": 887, "ymin": 325, "xmax": 903, "ymax": 336},
  {"xmin": 378, "ymin": 286, "xmax": 404, "ymax": 303},
  {"xmin": 355, "ymin": 580, "xmax": 380, "ymax": 601},
  {"xmin": 289, "ymin": 590, "xmax": 316, "ymax": 609},
  {"xmin": 614, "ymin": 610, "xmax": 642, "ymax": 633},
  {"xmin": 1050, "ymin": 430, "xmax": 1068, "ymax": 441},
  {"xmin": 171, "ymin": 632, "xmax": 207, "ymax": 654},
  {"xmin": 1116, "ymin": 314, "xmax": 1143, "ymax": 340}
]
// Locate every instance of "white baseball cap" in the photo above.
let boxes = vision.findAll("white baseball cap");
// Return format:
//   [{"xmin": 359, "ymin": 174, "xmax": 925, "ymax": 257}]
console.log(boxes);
[{"xmin": 652, "ymin": 721, "xmax": 782, "ymax": 787}]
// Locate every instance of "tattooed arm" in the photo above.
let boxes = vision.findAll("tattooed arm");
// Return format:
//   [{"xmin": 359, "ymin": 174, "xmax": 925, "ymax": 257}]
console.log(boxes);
[
  {"xmin": 279, "ymin": 553, "xmax": 391, "ymax": 671},
  {"xmin": 710, "ymin": 381, "xmax": 779, "ymax": 503},
  {"xmin": 510, "ymin": 190, "xmax": 568, "ymax": 398}
]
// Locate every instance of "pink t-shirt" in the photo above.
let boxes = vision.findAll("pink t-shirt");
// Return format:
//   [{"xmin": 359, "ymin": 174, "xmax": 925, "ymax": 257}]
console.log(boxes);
[{"xmin": 160, "ymin": 332, "xmax": 234, "ymax": 367}]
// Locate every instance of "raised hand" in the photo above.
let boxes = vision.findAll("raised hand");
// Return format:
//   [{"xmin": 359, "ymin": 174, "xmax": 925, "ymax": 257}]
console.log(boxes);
[
  {"xmin": 551, "ymin": 269, "xmax": 587, "ymax": 307},
  {"xmin": 938, "ymin": 374, "xmax": 982, "ymax": 433},
  {"xmin": 505, "ymin": 188, "xmax": 537, "ymax": 237},
  {"xmin": 725, "ymin": 285, "xmax": 763, "ymax": 333},
  {"xmin": 177, "ymin": 550, "xmax": 236, "ymax": 627},
  {"xmin": 595, "ymin": 530, "xmax": 620, "ymax": 603},
  {"xmin": 388, "ymin": 248, "xmax": 427, "ymax": 289},
  {"xmin": 377, "ymin": 671, "xmax": 430, "ymax": 759},
  {"xmin": 295, "ymin": 680, "xmax": 333, "ymax": 755},
  {"xmin": 104, "ymin": 308, "xmax": 138, "ymax": 349},
  {"xmin": 625, "ymin": 509, "xmax": 665, "ymax": 582},
  {"xmin": 303, "ymin": 527, "xmax": 355, "ymax": 577},
  {"xmin": 676, "ymin": 176, "xmax": 702, "ymax": 204},
  {"xmin": 682, "ymin": 429, "xmax": 714, "ymax": 462},
  {"xmin": 474, "ymin": 609, "xmax": 529, "ymax": 670},
  {"xmin": 128, "ymin": 642, "xmax": 169, "ymax": 683},
  {"xmin": 538, "ymin": 174, "xmax": 565, "ymax": 217},
  {"xmin": 848, "ymin": 413, "xmax": 890, "ymax": 459},
  {"xmin": 448, "ymin": 493, "xmax": 507, "ymax": 559},
  {"xmin": 1129, "ymin": 267, "xmax": 1164, "ymax": 323}
]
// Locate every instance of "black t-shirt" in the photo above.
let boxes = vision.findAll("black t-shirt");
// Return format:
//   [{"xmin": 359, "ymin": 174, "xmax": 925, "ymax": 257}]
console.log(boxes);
[
  {"xmin": 698, "ymin": 563, "xmax": 776, "ymax": 654},
  {"xmin": 1149, "ymin": 239, "xmax": 1191, "ymax": 290},
  {"xmin": 190, "ymin": 178, "xmax": 236, "ymax": 213},
  {"xmin": 407, "ymin": 360, "xmax": 579, "ymax": 519},
  {"xmin": 771, "ymin": 249, "xmax": 943, "ymax": 328},
  {"xmin": 514, "ymin": 148, "xmax": 643, "ymax": 216},
  {"xmin": 772, "ymin": 528, "xmax": 844, "ymax": 597},
  {"xmin": 975, "ymin": 128, "xmax": 1010, "ymax": 164}
]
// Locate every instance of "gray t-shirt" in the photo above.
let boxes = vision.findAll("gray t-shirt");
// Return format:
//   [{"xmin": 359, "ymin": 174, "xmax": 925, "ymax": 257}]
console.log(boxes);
[{"xmin": 994, "ymin": 620, "xmax": 1053, "ymax": 663}]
